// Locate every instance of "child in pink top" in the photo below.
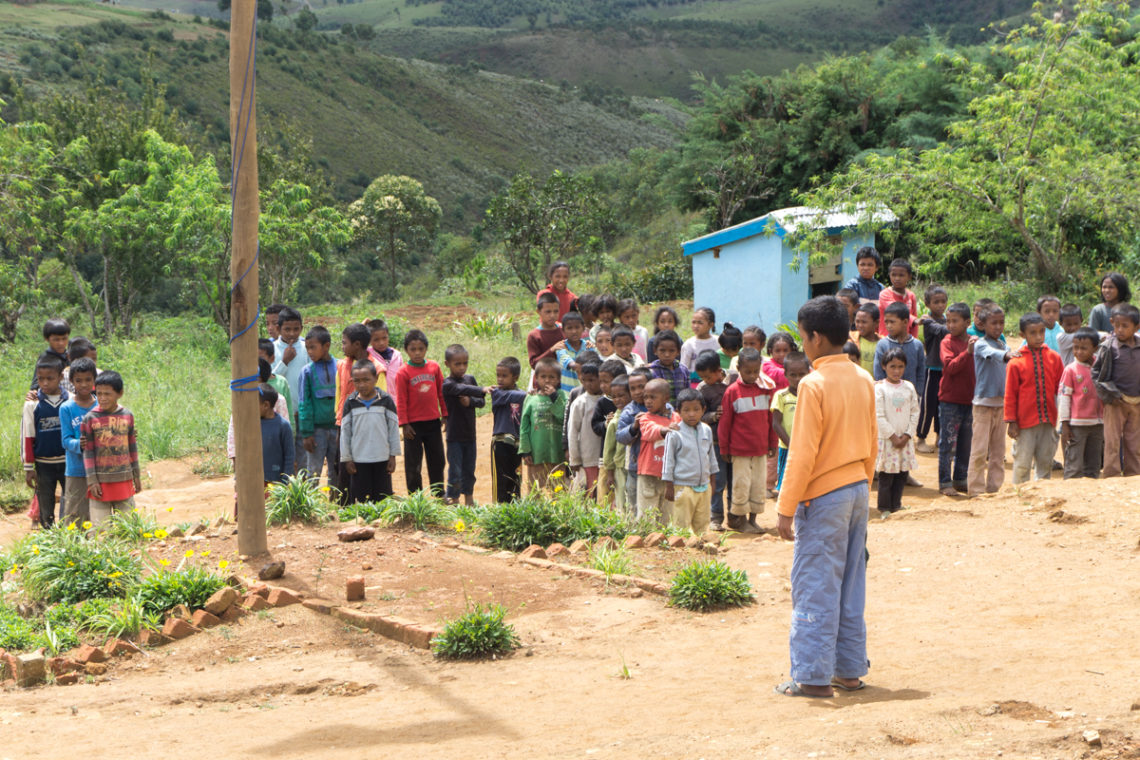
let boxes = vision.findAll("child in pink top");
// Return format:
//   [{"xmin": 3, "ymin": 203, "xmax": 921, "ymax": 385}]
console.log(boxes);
[
  {"xmin": 1058, "ymin": 327, "xmax": 1104, "ymax": 479},
  {"xmin": 877, "ymin": 258, "xmax": 919, "ymax": 337},
  {"xmin": 366, "ymin": 319, "xmax": 403, "ymax": 409},
  {"xmin": 762, "ymin": 332, "xmax": 797, "ymax": 391}
]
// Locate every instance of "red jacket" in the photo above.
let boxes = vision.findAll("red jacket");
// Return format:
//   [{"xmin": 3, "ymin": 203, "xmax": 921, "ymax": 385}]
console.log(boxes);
[
  {"xmin": 637, "ymin": 411, "xmax": 680, "ymax": 478},
  {"xmin": 877, "ymin": 288, "xmax": 918, "ymax": 337},
  {"xmin": 395, "ymin": 361, "xmax": 447, "ymax": 426},
  {"xmin": 527, "ymin": 327, "xmax": 564, "ymax": 369},
  {"xmin": 718, "ymin": 378, "xmax": 777, "ymax": 457},
  {"xmin": 537, "ymin": 285, "xmax": 577, "ymax": 321},
  {"xmin": 1004, "ymin": 346, "xmax": 1064, "ymax": 428},
  {"xmin": 939, "ymin": 333, "xmax": 975, "ymax": 405}
]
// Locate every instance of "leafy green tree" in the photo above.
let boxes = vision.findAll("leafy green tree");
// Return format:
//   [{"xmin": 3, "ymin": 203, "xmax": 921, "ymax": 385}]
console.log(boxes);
[
  {"xmin": 484, "ymin": 170, "xmax": 612, "ymax": 292},
  {"xmin": 260, "ymin": 179, "xmax": 352, "ymax": 303},
  {"xmin": 799, "ymin": 1, "xmax": 1140, "ymax": 287},
  {"xmin": 350, "ymin": 175, "xmax": 441, "ymax": 295}
]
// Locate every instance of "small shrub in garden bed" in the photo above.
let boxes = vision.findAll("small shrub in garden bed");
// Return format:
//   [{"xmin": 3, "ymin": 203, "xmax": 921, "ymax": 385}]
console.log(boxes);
[
  {"xmin": 432, "ymin": 603, "xmax": 520, "ymax": 660},
  {"xmin": 476, "ymin": 490, "xmax": 630, "ymax": 551},
  {"xmin": 669, "ymin": 560, "xmax": 754, "ymax": 612},
  {"xmin": 105, "ymin": 508, "xmax": 161, "ymax": 544},
  {"xmin": 266, "ymin": 475, "xmax": 335, "ymax": 525},
  {"xmin": 376, "ymin": 491, "xmax": 455, "ymax": 531},
  {"xmin": 85, "ymin": 598, "xmax": 161, "ymax": 639},
  {"xmin": 132, "ymin": 566, "xmax": 228, "ymax": 617},
  {"xmin": 587, "ymin": 544, "xmax": 634, "ymax": 585},
  {"xmin": 337, "ymin": 500, "xmax": 385, "ymax": 523},
  {"xmin": 10, "ymin": 525, "xmax": 141, "ymax": 604},
  {"xmin": 0, "ymin": 598, "xmax": 120, "ymax": 654}
]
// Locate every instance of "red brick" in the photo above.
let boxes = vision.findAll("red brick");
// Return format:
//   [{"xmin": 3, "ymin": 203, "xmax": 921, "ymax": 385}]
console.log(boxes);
[
  {"xmin": 684, "ymin": 535, "xmax": 703, "ymax": 548},
  {"xmin": 594, "ymin": 536, "xmax": 618, "ymax": 551},
  {"xmin": 103, "ymin": 638, "xmax": 132, "ymax": 658},
  {"xmin": 74, "ymin": 644, "xmax": 106, "ymax": 664},
  {"xmin": 248, "ymin": 583, "xmax": 270, "ymax": 598},
  {"xmin": 241, "ymin": 594, "xmax": 271, "ymax": 612},
  {"xmin": 220, "ymin": 606, "xmax": 246, "ymax": 624},
  {"xmin": 168, "ymin": 603, "xmax": 192, "ymax": 621},
  {"xmin": 346, "ymin": 576, "xmax": 365, "ymax": 602},
  {"xmin": 55, "ymin": 672, "xmax": 81, "ymax": 686},
  {"xmin": 667, "ymin": 535, "xmax": 687, "ymax": 548},
  {"xmin": 545, "ymin": 542, "xmax": 567, "ymax": 558},
  {"xmin": 644, "ymin": 532, "xmax": 666, "ymax": 548},
  {"xmin": 568, "ymin": 539, "xmax": 590, "ymax": 555},
  {"xmin": 83, "ymin": 661, "xmax": 106, "ymax": 676},
  {"xmin": 161, "ymin": 617, "xmax": 199, "ymax": 640},
  {"xmin": 302, "ymin": 598, "xmax": 335, "ymax": 614},
  {"xmin": 519, "ymin": 544, "xmax": 547, "ymax": 560},
  {"xmin": 47, "ymin": 657, "xmax": 82, "ymax": 676},
  {"xmin": 622, "ymin": 535, "xmax": 645, "ymax": 549},
  {"xmin": 265, "ymin": 587, "xmax": 300, "ymax": 607},
  {"xmin": 202, "ymin": 586, "xmax": 240, "ymax": 616},
  {"xmin": 190, "ymin": 609, "xmax": 222, "ymax": 628},
  {"xmin": 137, "ymin": 629, "xmax": 171, "ymax": 648}
]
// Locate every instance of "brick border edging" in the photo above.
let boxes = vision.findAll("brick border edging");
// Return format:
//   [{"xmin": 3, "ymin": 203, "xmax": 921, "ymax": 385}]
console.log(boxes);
[
  {"xmin": 328, "ymin": 606, "xmax": 439, "ymax": 649},
  {"xmin": 517, "ymin": 557, "xmax": 670, "ymax": 596}
]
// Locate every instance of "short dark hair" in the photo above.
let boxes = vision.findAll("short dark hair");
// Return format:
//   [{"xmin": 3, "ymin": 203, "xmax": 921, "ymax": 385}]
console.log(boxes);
[
  {"xmin": 536, "ymin": 292, "xmax": 559, "ymax": 310},
  {"xmin": 342, "ymin": 323, "xmax": 371, "ymax": 350},
  {"xmin": 979, "ymin": 303, "xmax": 1005, "ymax": 322},
  {"xmin": 610, "ymin": 374, "xmax": 630, "ymax": 395},
  {"xmin": 630, "ymin": 367, "xmax": 653, "ymax": 382},
  {"xmin": 1019, "ymin": 312, "xmax": 1045, "ymax": 333},
  {"xmin": 718, "ymin": 322, "xmax": 743, "ymax": 351},
  {"xmin": 35, "ymin": 355, "xmax": 64, "ymax": 375},
  {"xmin": 881, "ymin": 347, "xmax": 908, "ymax": 367},
  {"xmin": 258, "ymin": 382, "xmax": 278, "ymax": 408},
  {"xmin": 1059, "ymin": 303, "xmax": 1083, "ymax": 322},
  {"xmin": 947, "ymin": 302, "xmax": 971, "ymax": 320},
  {"xmin": 258, "ymin": 357, "xmax": 271, "ymax": 383},
  {"xmin": 277, "ymin": 306, "xmax": 302, "ymax": 326},
  {"xmin": 1072, "ymin": 327, "xmax": 1100, "ymax": 348},
  {"xmin": 653, "ymin": 329, "xmax": 681, "ymax": 351},
  {"xmin": 888, "ymin": 258, "xmax": 913, "ymax": 276},
  {"xmin": 69, "ymin": 357, "xmax": 96, "ymax": 381},
  {"xmin": 652, "ymin": 305, "xmax": 680, "ymax": 334},
  {"xmin": 497, "ymin": 356, "xmax": 522, "ymax": 378},
  {"xmin": 737, "ymin": 347, "xmax": 762, "ymax": 365},
  {"xmin": 766, "ymin": 331, "xmax": 798, "ymax": 354},
  {"xmin": 676, "ymin": 388, "xmax": 704, "ymax": 409},
  {"xmin": 973, "ymin": 297, "xmax": 996, "ymax": 310},
  {"xmin": 842, "ymin": 341, "xmax": 861, "ymax": 362},
  {"xmin": 599, "ymin": 358, "xmax": 627, "ymax": 378},
  {"xmin": 577, "ymin": 349, "xmax": 600, "ymax": 366},
  {"xmin": 693, "ymin": 306, "xmax": 716, "ymax": 332},
  {"xmin": 694, "ymin": 350, "xmax": 722, "ymax": 373},
  {"xmin": 352, "ymin": 359, "xmax": 378, "ymax": 376},
  {"xmin": 797, "ymin": 296, "xmax": 849, "ymax": 348},
  {"xmin": 784, "ymin": 351, "xmax": 810, "ymax": 372},
  {"xmin": 836, "ymin": 288, "xmax": 858, "ymax": 305},
  {"xmin": 594, "ymin": 294, "xmax": 618, "ymax": 317},
  {"xmin": 265, "ymin": 304, "xmax": 285, "ymax": 318},
  {"xmin": 1100, "ymin": 272, "xmax": 1131, "ymax": 303},
  {"xmin": 742, "ymin": 325, "xmax": 766, "ymax": 345},
  {"xmin": 42, "ymin": 318, "xmax": 70, "ymax": 339},
  {"xmin": 547, "ymin": 260, "xmax": 570, "ymax": 280},
  {"xmin": 404, "ymin": 329, "xmax": 429, "ymax": 349},
  {"xmin": 68, "ymin": 337, "xmax": 95, "ymax": 362},
  {"xmin": 1037, "ymin": 295, "xmax": 1061, "ymax": 311},
  {"xmin": 573, "ymin": 294, "xmax": 594, "ymax": 319},
  {"xmin": 616, "ymin": 298, "xmax": 638, "ymax": 318},
  {"xmin": 258, "ymin": 338, "xmax": 275, "ymax": 357},
  {"xmin": 884, "ymin": 302, "xmax": 911, "ymax": 321},
  {"xmin": 1110, "ymin": 303, "xmax": 1140, "ymax": 326},
  {"xmin": 534, "ymin": 356, "xmax": 561, "ymax": 375},
  {"xmin": 855, "ymin": 246, "xmax": 881, "ymax": 266},
  {"xmin": 95, "ymin": 370, "xmax": 123, "ymax": 393},
  {"xmin": 561, "ymin": 311, "xmax": 584, "ymax": 328},
  {"xmin": 366, "ymin": 318, "xmax": 388, "ymax": 334},
  {"xmin": 923, "ymin": 284, "xmax": 948, "ymax": 304},
  {"xmin": 857, "ymin": 303, "xmax": 880, "ymax": 322},
  {"xmin": 594, "ymin": 324, "xmax": 613, "ymax": 339},
  {"xmin": 578, "ymin": 362, "xmax": 600, "ymax": 378},
  {"xmin": 444, "ymin": 343, "xmax": 468, "ymax": 362},
  {"xmin": 305, "ymin": 326, "xmax": 331, "ymax": 345},
  {"xmin": 611, "ymin": 326, "xmax": 635, "ymax": 344}
]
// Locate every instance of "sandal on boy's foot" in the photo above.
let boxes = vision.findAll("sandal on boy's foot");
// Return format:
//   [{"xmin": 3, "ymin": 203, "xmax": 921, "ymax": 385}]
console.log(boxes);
[
  {"xmin": 774, "ymin": 680, "xmax": 832, "ymax": 699},
  {"xmin": 831, "ymin": 678, "xmax": 866, "ymax": 692}
]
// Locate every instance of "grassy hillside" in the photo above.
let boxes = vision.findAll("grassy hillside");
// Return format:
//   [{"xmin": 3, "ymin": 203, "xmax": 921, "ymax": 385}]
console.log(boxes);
[{"xmin": 0, "ymin": 2, "xmax": 685, "ymax": 224}]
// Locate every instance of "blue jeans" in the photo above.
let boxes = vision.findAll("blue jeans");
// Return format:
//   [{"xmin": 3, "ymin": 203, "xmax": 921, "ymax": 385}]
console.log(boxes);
[
  {"xmin": 303, "ymin": 427, "xmax": 339, "ymax": 484},
  {"xmin": 937, "ymin": 402, "xmax": 972, "ymax": 489},
  {"xmin": 776, "ymin": 447, "xmax": 789, "ymax": 491},
  {"xmin": 446, "ymin": 440, "xmax": 477, "ymax": 499},
  {"xmin": 789, "ymin": 480, "xmax": 869, "ymax": 686},
  {"xmin": 710, "ymin": 443, "xmax": 729, "ymax": 523}
]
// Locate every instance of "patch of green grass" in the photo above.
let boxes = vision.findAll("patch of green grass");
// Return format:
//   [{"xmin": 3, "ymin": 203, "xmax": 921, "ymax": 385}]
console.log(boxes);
[
  {"xmin": 586, "ymin": 544, "xmax": 634, "ymax": 585},
  {"xmin": 376, "ymin": 490, "xmax": 455, "ymax": 531},
  {"xmin": 103, "ymin": 508, "xmax": 161, "ymax": 545},
  {"xmin": 132, "ymin": 566, "xmax": 227, "ymax": 617},
  {"xmin": 265, "ymin": 475, "xmax": 336, "ymax": 525},
  {"xmin": 669, "ymin": 560, "xmax": 754, "ymax": 612},
  {"xmin": 475, "ymin": 488, "xmax": 633, "ymax": 551},
  {"xmin": 9, "ymin": 525, "xmax": 142, "ymax": 605},
  {"xmin": 82, "ymin": 597, "xmax": 161, "ymax": 639},
  {"xmin": 432, "ymin": 603, "xmax": 520, "ymax": 660}
]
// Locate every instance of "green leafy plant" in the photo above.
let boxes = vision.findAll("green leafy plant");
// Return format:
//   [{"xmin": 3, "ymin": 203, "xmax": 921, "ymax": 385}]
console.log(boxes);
[
  {"xmin": 104, "ymin": 508, "xmax": 161, "ymax": 544},
  {"xmin": 336, "ymin": 500, "xmax": 385, "ymax": 523},
  {"xmin": 476, "ymin": 489, "xmax": 630, "ymax": 551},
  {"xmin": 587, "ymin": 544, "xmax": 634, "ymax": 585},
  {"xmin": 132, "ymin": 566, "xmax": 227, "ymax": 617},
  {"xmin": 85, "ymin": 598, "xmax": 162, "ymax": 639},
  {"xmin": 455, "ymin": 312, "xmax": 514, "ymax": 338},
  {"xmin": 191, "ymin": 449, "xmax": 234, "ymax": 479},
  {"xmin": 432, "ymin": 603, "xmax": 521, "ymax": 660},
  {"xmin": 669, "ymin": 560, "xmax": 755, "ymax": 612},
  {"xmin": 15, "ymin": 525, "xmax": 141, "ymax": 604},
  {"xmin": 377, "ymin": 491, "xmax": 455, "ymax": 531},
  {"xmin": 265, "ymin": 475, "xmax": 335, "ymax": 525}
]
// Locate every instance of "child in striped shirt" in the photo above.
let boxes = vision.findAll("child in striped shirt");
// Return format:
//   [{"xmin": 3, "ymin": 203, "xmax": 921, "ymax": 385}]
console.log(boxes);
[{"xmin": 81, "ymin": 371, "xmax": 142, "ymax": 526}]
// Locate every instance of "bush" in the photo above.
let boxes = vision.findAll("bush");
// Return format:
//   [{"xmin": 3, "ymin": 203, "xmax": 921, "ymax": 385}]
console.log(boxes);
[
  {"xmin": 132, "ymin": 567, "xmax": 227, "ymax": 617},
  {"xmin": 669, "ymin": 560, "xmax": 754, "ymax": 612},
  {"xmin": 432, "ymin": 603, "xmax": 520, "ymax": 660},
  {"xmin": 475, "ymin": 489, "xmax": 632, "ymax": 551},
  {"xmin": 14, "ymin": 526, "xmax": 142, "ymax": 604},
  {"xmin": 84, "ymin": 598, "xmax": 161, "ymax": 639},
  {"xmin": 265, "ymin": 475, "xmax": 335, "ymax": 525},
  {"xmin": 376, "ymin": 491, "xmax": 455, "ymax": 531},
  {"xmin": 609, "ymin": 254, "xmax": 693, "ymax": 302},
  {"xmin": 0, "ymin": 598, "xmax": 119, "ymax": 654},
  {"xmin": 104, "ymin": 508, "xmax": 160, "ymax": 544}
]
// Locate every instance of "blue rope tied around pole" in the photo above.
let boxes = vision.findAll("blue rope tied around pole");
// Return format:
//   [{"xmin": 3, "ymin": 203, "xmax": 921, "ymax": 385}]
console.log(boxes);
[{"xmin": 229, "ymin": 12, "xmax": 261, "ymax": 394}]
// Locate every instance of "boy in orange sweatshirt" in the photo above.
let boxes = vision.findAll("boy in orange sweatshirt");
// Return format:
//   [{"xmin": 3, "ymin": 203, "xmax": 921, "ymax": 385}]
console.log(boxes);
[{"xmin": 775, "ymin": 296, "xmax": 876, "ymax": 700}]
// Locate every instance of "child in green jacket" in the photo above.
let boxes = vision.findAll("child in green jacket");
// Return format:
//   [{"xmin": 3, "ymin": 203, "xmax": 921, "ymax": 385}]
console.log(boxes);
[{"xmin": 519, "ymin": 357, "xmax": 567, "ymax": 490}]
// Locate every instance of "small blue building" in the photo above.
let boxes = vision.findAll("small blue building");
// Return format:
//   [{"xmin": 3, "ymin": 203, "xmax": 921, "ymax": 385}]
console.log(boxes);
[{"xmin": 681, "ymin": 204, "xmax": 897, "ymax": 333}]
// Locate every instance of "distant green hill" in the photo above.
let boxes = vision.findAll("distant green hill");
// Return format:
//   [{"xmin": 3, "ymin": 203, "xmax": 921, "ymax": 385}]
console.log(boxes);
[{"xmin": 0, "ymin": 1, "xmax": 685, "ymax": 227}]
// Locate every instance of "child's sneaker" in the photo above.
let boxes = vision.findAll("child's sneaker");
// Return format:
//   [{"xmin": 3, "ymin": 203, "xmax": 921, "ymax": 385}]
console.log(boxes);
[
  {"xmin": 916, "ymin": 439, "xmax": 937, "ymax": 454},
  {"xmin": 709, "ymin": 520, "xmax": 725, "ymax": 532}
]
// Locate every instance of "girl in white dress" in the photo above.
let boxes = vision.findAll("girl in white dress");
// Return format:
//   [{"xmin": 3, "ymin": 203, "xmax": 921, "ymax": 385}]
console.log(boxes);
[{"xmin": 875, "ymin": 348, "xmax": 920, "ymax": 516}]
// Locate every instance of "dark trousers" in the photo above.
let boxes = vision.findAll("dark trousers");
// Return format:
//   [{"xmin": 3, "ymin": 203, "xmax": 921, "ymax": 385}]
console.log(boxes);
[
  {"xmin": 446, "ymin": 440, "xmax": 477, "ymax": 499},
  {"xmin": 917, "ymin": 368, "xmax": 942, "ymax": 439},
  {"xmin": 710, "ymin": 442, "xmax": 730, "ymax": 523},
  {"xmin": 877, "ymin": 471, "xmax": 907, "ymax": 512},
  {"xmin": 404, "ymin": 419, "xmax": 445, "ymax": 497},
  {"xmin": 349, "ymin": 461, "xmax": 394, "ymax": 503},
  {"xmin": 35, "ymin": 461, "xmax": 67, "ymax": 528},
  {"xmin": 937, "ymin": 401, "xmax": 973, "ymax": 489},
  {"xmin": 491, "ymin": 439, "xmax": 521, "ymax": 504},
  {"xmin": 1063, "ymin": 424, "xmax": 1104, "ymax": 479}
]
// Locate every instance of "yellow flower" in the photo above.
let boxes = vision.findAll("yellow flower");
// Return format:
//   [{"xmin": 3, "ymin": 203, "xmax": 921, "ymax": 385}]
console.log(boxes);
[
  {"xmin": 159, "ymin": 559, "xmax": 170, "ymax": 567},
  {"xmin": 82, "ymin": 521, "xmax": 93, "ymax": 530},
  {"xmin": 454, "ymin": 519, "xmax": 466, "ymax": 533},
  {"xmin": 320, "ymin": 486, "xmax": 331, "ymax": 493},
  {"xmin": 67, "ymin": 522, "xmax": 77, "ymax": 531},
  {"xmin": 109, "ymin": 571, "xmax": 123, "ymax": 579},
  {"xmin": 32, "ymin": 546, "xmax": 39, "ymax": 555},
  {"xmin": 154, "ymin": 529, "xmax": 168, "ymax": 539},
  {"xmin": 67, "ymin": 561, "xmax": 75, "ymax": 567},
  {"xmin": 551, "ymin": 470, "xmax": 564, "ymax": 479},
  {"xmin": 554, "ymin": 485, "xmax": 564, "ymax": 493},
  {"xmin": 201, "ymin": 550, "xmax": 211, "ymax": 557},
  {"xmin": 143, "ymin": 532, "xmax": 153, "ymax": 539},
  {"xmin": 184, "ymin": 550, "xmax": 194, "ymax": 558},
  {"xmin": 218, "ymin": 560, "xmax": 230, "ymax": 570},
  {"xmin": 165, "ymin": 507, "xmax": 173, "ymax": 512},
  {"xmin": 10, "ymin": 564, "xmax": 19, "ymax": 573}
]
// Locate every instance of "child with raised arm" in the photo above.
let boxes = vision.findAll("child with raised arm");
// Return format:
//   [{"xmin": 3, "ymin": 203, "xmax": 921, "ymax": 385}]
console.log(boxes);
[
  {"xmin": 1092, "ymin": 303, "xmax": 1140, "ymax": 477},
  {"xmin": 340, "ymin": 361, "xmax": 400, "ymax": 503},
  {"xmin": 23, "ymin": 355, "xmax": 69, "ymax": 527},
  {"xmin": 567, "ymin": 362, "xmax": 604, "ymax": 496},
  {"xmin": 600, "ymin": 375, "xmax": 631, "ymax": 511},
  {"xmin": 519, "ymin": 357, "xmax": 568, "ymax": 490},
  {"xmin": 556, "ymin": 311, "xmax": 594, "ymax": 392},
  {"xmin": 662, "ymin": 388, "xmax": 718, "ymax": 535},
  {"xmin": 527, "ymin": 292, "xmax": 565, "ymax": 370},
  {"xmin": 695, "ymin": 351, "xmax": 731, "ymax": 530},
  {"xmin": 877, "ymin": 258, "xmax": 919, "ymax": 337},
  {"xmin": 81, "ymin": 371, "xmax": 142, "ymax": 527},
  {"xmin": 1058, "ymin": 327, "xmax": 1104, "ymax": 479},
  {"xmin": 719, "ymin": 346, "xmax": 777, "ymax": 534},
  {"xmin": 915, "ymin": 285, "xmax": 949, "ymax": 454},
  {"xmin": 1004, "ymin": 313, "xmax": 1064, "ymax": 484},
  {"xmin": 442, "ymin": 344, "xmax": 485, "ymax": 506},
  {"xmin": 636, "ymin": 378, "xmax": 681, "ymax": 525},
  {"xmin": 59, "ymin": 357, "xmax": 98, "ymax": 524},
  {"xmin": 775, "ymin": 296, "xmax": 875, "ymax": 700},
  {"xmin": 396, "ymin": 329, "xmax": 447, "ymax": 496},
  {"xmin": 968, "ymin": 303, "xmax": 1011, "ymax": 496},
  {"xmin": 487, "ymin": 357, "xmax": 528, "ymax": 503},
  {"xmin": 297, "ymin": 326, "xmax": 339, "ymax": 484},
  {"xmin": 844, "ymin": 245, "xmax": 884, "ymax": 304},
  {"xmin": 771, "ymin": 352, "xmax": 810, "ymax": 493},
  {"xmin": 937, "ymin": 302, "xmax": 975, "ymax": 496},
  {"xmin": 875, "ymin": 348, "xmax": 920, "ymax": 516}
]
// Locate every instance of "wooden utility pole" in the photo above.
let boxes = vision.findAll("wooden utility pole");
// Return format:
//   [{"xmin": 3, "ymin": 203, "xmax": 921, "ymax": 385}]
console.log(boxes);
[{"xmin": 230, "ymin": 0, "xmax": 267, "ymax": 556}]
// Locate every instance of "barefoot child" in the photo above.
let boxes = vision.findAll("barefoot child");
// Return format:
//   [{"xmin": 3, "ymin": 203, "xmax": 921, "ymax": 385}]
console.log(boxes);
[
  {"xmin": 519, "ymin": 357, "xmax": 568, "ymax": 490},
  {"xmin": 775, "ymin": 296, "xmax": 875, "ymax": 699},
  {"xmin": 937, "ymin": 303, "xmax": 975, "ymax": 496},
  {"xmin": 81, "ymin": 371, "xmax": 143, "ymax": 527}
]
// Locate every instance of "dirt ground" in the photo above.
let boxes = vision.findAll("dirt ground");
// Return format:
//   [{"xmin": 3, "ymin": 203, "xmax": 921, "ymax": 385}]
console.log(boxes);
[{"xmin": 3, "ymin": 412, "xmax": 1140, "ymax": 760}]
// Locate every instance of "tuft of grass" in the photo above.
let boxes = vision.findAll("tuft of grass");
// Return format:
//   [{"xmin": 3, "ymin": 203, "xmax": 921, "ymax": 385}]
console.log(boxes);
[
  {"xmin": 587, "ymin": 544, "xmax": 634, "ymax": 585},
  {"xmin": 191, "ymin": 449, "xmax": 234, "ymax": 479},
  {"xmin": 265, "ymin": 475, "xmax": 335, "ymax": 525},
  {"xmin": 132, "ymin": 566, "xmax": 227, "ymax": 617},
  {"xmin": 432, "ymin": 603, "xmax": 520, "ymax": 660},
  {"xmin": 12, "ymin": 525, "xmax": 141, "ymax": 605},
  {"xmin": 454, "ymin": 312, "xmax": 515, "ymax": 338},
  {"xmin": 104, "ymin": 508, "xmax": 161, "ymax": 544},
  {"xmin": 668, "ymin": 560, "xmax": 754, "ymax": 612},
  {"xmin": 475, "ymin": 489, "xmax": 630, "ymax": 551},
  {"xmin": 377, "ymin": 490, "xmax": 455, "ymax": 531},
  {"xmin": 84, "ymin": 597, "xmax": 162, "ymax": 639}
]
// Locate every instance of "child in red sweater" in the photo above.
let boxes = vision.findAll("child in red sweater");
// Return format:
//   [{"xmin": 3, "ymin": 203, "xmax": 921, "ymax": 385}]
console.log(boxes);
[
  {"xmin": 1005, "ymin": 313, "xmax": 1064, "ymax": 484},
  {"xmin": 637, "ymin": 378, "xmax": 680, "ymax": 526},
  {"xmin": 719, "ymin": 347, "xmax": 777, "ymax": 534},
  {"xmin": 877, "ymin": 258, "xmax": 919, "ymax": 337},
  {"xmin": 937, "ymin": 302, "xmax": 976, "ymax": 496},
  {"xmin": 395, "ymin": 329, "xmax": 447, "ymax": 497},
  {"xmin": 527, "ymin": 292, "xmax": 565, "ymax": 370}
]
